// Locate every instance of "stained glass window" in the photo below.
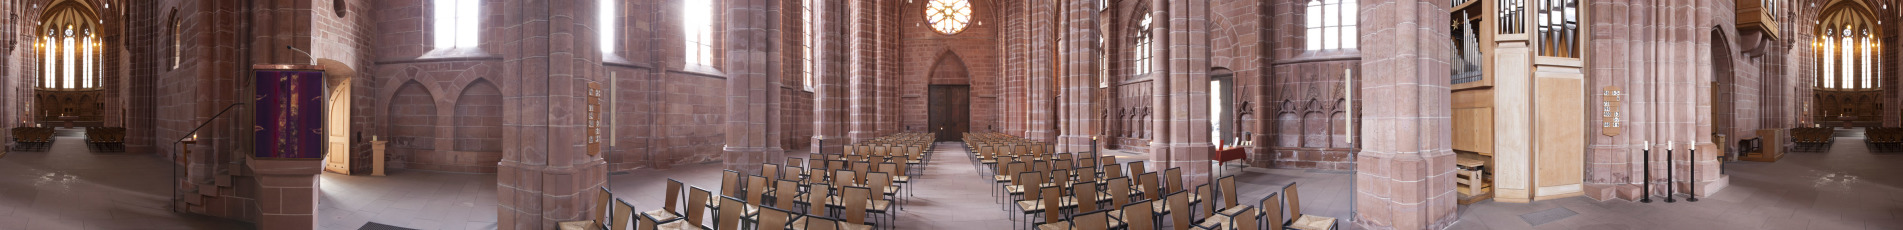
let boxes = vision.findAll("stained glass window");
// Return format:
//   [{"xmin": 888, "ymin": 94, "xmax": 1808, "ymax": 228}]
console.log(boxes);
[
  {"xmin": 802, "ymin": 0, "xmax": 815, "ymax": 91},
  {"xmin": 925, "ymin": 0, "xmax": 972, "ymax": 35}
]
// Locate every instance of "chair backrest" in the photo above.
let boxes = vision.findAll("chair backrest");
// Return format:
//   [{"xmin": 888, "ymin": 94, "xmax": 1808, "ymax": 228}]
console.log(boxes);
[
  {"xmin": 879, "ymin": 163, "xmax": 900, "ymax": 179},
  {"xmin": 612, "ymin": 199, "xmax": 634, "ymax": 230},
  {"xmin": 1100, "ymin": 156, "xmax": 1116, "ymax": 166},
  {"xmin": 594, "ymin": 187, "xmax": 612, "ymax": 226},
  {"xmin": 763, "ymin": 164, "xmax": 781, "ymax": 184},
  {"xmin": 1019, "ymin": 171, "xmax": 1043, "ymax": 199},
  {"xmin": 842, "ymin": 186, "xmax": 871, "ymax": 225},
  {"xmin": 1051, "ymin": 169, "xmax": 1072, "ymax": 190},
  {"xmin": 1261, "ymin": 193, "xmax": 1284, "ymax": 228},
  {"xmin": 869, "ymin": 172, "xmax": 892, "ymax": 198},
  {"xmin": 665, "ymin": 179, "xmax": 685, "ymax": 213},
  {"xmin": 1129, "ymin": 161, "xmax": 1148, "ymax": 176},
  {"xmin": 851, "ymin": 162, "xmax": 871, "ymax": 185},
  {"xmin": 1107, "ymin": 177, "xmax": 1131, "ymax": 207},
  {"xmin": 809, "ymin": 158, "xmax": 826, "ymax": 171},
  {"xmin": 720, "ymin": 170, "xmax": 743, "ymax": 197},
  {"xmin": 1042, "ymin": 186, "xmax": 1064, "ymax": 224},
  {"xmin": 1104, "ymin": 164, "xmax": 1123, "ymax": 179},
  {"xmin": 806, "ymin": 184, "xmax": 832, "ymax": 215},
  {"xmin": 1164, "ymin": 168, "xmax": 1184, "ymax": 193},
  {"xmin": 775, "ymin": 179, "xmax": 801, "ymax": 209},
  {"xmin": 1074, "ymin": 209, "xmax": 1110, "ymax": 230},
  {"xmin": 1077, "ymin": 180, "xmax": 1100, "ymax": 212},
  {"xmin": 784, "ymin": 165, "xmax": 805, "ymax": 181},
  {"xmin": 747, "ymin": 176, "xmax": 768, "ymax": 204},
  {"xmin": 1232, "ymin": 205, "xmax": 1259, "ymax": 230},
  {"xmin": 1137, "ymin": 172, "xmax": 1161, "ymax": 200},
  {"xmin": 716, "ymin": 196, "xmax": 745, "ymax": 230},
  {"xmin": 1123, "ymin": 200, "xmax": 1154, "ymax": 230},
  {"xmin": 788, "ymin": 157, "xmax": 803, "ymax": 167},
  {"xmin": 1077, "ymin": 168, "xmax": 1098, "ymax": 185},
  {"xmin": 834, "ymin": 169, "xmax": 857, "ymax": 187},
  {"xmin": 907, "ymin": 146, "xmax": 921, "ymax": 156},
  {"xmin": 686, "ymin": 187, "xmax": 712, "ymax": 227},
  {"xmin": 828, "ymin": 160, "xmax": 847, "ymax": 172},
  {"xmin": 1219, "ymin": 176, "xmax": 1239, "ymax": 209},
  {"xmin": 1196, "ymin": 184, "xmax": 1214, "ymax": 219},
  {"xmin": 758, "ymin": 206, "xmax": 792, "ymax": 230},
  {"xmin": 1167, "ymin": 191, "xmax": 1192, "ymax": 230},
  {"xmin": 1283, "ymin": 182, "xmax": 1302, "ymax": 219},
  {"xmin": 804, "ymin": 216, "xmax": 841, "ymax": 230},
  {"xmin": 1054, "ymin": 158, "xmax": 1073, "ymax": 171}
]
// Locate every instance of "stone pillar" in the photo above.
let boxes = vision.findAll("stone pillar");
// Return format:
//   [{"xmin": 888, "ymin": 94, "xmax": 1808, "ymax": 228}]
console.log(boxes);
[
  {"xmin": 722, "ymin": 0, "xmax": 784, "ymax": 174},
  {"xmin": 848, "ymin": 0, "xmax": 877, "ymax": 143},
  {"xmin": 1026, "ymin": 0, "xmax": 1058, "ymax": 143},
  {"xmin": 1150, "ymin": 0, "xmax": 1215, "ymax": 186},
  {"xmin": 247, "ymin": 158, "xmax": 322, "ymax": 230},
  {"xmin": 1059, "ymin": 0, "xmax": 1099, "ymax": 154},
  {"xmin": 495, "ymin": 0, "xmax": 610, "ymax": 229},
  {"xmin": 1354, "ymin": 1, "xmax": 1456, "ymax": 230},
  {"xmin": 812, "ymin": 0, "xmax": 849, "ymax": 154}
]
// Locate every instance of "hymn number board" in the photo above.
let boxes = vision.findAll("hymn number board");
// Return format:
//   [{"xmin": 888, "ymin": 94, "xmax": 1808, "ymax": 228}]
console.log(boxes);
[
  {"xmin": 1601, "ymin": 86, "xmax": 1622, "ymax": 137},
  {"xmin": 587, "ymin": 82, "xmax": 603, "ymax": 156}
]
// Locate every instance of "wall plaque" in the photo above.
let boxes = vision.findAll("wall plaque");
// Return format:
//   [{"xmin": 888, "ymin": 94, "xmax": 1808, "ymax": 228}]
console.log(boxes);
[
  {"xmin": 1600, "ymin": 86, "xmax": 1622, "ymax": 136},
  {"xmin": 587, "ymin": 82, "xmax": 603, "ymax": 156}
]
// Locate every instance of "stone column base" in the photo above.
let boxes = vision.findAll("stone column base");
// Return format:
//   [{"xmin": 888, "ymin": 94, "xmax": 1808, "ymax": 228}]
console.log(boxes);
[{"xmin": 246, "ymin": 157, "xmax": 322, "ymax": 230}]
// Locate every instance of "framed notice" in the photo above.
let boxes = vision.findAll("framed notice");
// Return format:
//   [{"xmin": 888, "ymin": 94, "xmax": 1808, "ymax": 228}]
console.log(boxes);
[{"xmin": 253, "ymin": 65, "xmax": 327, "ymax": 159}]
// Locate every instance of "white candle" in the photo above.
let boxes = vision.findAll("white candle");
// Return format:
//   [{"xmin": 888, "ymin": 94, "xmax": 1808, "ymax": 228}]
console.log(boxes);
[
  {"xmin": 1345, "ymin": 69, "xmax": 1354, "ymax": 145},
  {"xmin": 1644, "ymin": 141, "xmax": 1649, "ymax": 150}
]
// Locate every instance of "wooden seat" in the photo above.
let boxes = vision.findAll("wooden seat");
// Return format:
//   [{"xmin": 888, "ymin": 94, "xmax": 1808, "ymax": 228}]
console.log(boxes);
[
  {"xmin": 640, "ymin": 211, "xmax": 701, "ymax": 230},
  {"xmin": 1282, "ymin": 182, "xmax": 1336, "ymax": 230},
  {"xmin": 611, "ymin": 199, "xmax": 635, "ymax": 230},
  {"xmin": 591, "ymin": 187, "xmax": 612, "ymax": 229},
  {"xmin": 715, "ymin": 196, "xmax": 746, "ymax": 230},
  {"xmin": 1119, "ymin": 199, "xmax": 1155, "ymax": 230},
  {"xmin": 644, "ymin": 179, "xmax": 686, "ymax": 221}
]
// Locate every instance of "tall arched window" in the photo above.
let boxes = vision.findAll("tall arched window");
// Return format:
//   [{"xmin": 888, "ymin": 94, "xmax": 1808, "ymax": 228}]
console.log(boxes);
[
  {"xmin": 173, "ymin": 18, "xmax": 180, "ymax": 69},
  {"xmin": 802, "ymin": 0, "xmax": 815, "ymax": 91},
  {"xmin": 43, "ymin": 35, "xmax": 54, "ymax": 88},
  {"xmin": 599, "ymin": 0, "xmax": 616, "ymax": 53},
  {"xmin": 434, "ymin": 0, "xmax": 479, "ymax": 49},
  {"xmin": 63, "ymin": 32, "xmax": 74, "ymax": 89},
  {"xmin": 1305, "ymin": 0, "xmax": 1357, "ymax": 50},
  {"xmin": 683, "ymin": 0, "xmax": 715, "ymax": 66},
  {"xmin": 1132, "ymin": 14, "xmax": 1152, "ymax": 76},
  {"xmin": 1815, "ymin": 6, "xmax": 1883, "ymax": 90},
  {"xmin": 83, "ymin": 34, "xmax": 92, "ymax": 88}
]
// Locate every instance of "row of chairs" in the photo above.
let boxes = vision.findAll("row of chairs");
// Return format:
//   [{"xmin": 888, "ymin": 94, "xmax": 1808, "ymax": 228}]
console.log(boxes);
[
  {"xmin": 11, "ymin": 127, "xmax": 54, "ymax": 143},
  {"xmin": 608, "ymin": 133, "xmax": 941, "ymax": 230},
  {"xmin": 1866, "ymin": 127, "xmax": 1903, "ymax": 144},
  {"xmin": 1790, "ymin": 127, "xmax": 1834, "ymax": 144},
  {"xmin": 86, "ymin": 127, "xmax": 126, "ymax": 143}
]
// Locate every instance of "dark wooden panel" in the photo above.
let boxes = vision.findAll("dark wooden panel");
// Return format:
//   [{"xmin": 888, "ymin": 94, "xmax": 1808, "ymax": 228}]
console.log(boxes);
[{"xmin": 929, "ymin": 85, "xmax": 971, "ymax": 142}]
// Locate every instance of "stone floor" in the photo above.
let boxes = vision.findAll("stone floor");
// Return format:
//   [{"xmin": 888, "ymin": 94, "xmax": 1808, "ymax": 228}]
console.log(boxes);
[
  {"xmin": 5, "ymin": 128, "xmax": 1902, "ymax": 230},
  {"xmin": 0, "ymin": 128, "xmax": 251, "ymax": 230}
]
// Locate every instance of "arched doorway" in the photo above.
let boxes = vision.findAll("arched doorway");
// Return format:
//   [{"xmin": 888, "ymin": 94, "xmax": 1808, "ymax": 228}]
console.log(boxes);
[{"xmin": 928, "ymin": 51, "xmax": 970, "ymax": 141}]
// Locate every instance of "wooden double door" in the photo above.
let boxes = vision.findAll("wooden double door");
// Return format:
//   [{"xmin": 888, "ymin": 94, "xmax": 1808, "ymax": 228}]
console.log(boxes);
[{"xmin": 929, "ymin": 85, "xmax": 970, "ymax": 142}]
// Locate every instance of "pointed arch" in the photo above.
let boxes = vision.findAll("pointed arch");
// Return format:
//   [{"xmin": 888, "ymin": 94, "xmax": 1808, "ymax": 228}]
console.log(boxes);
[
  {"xmin": 453, "ymin": 79, "xmax": 504, "ymax": 152},
  {"xmin": 930, "ymin": 50, "xmax": 971, "ymax": 85}
]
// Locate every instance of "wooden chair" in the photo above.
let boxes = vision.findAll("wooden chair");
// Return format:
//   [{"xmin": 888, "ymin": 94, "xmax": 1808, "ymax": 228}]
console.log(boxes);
[
  {"xmin": 1015, "ymin": 172, "xmax": 1046, "ymax": 222},
  {"xmin": 1282, "ymin": 182, "xmax": 1336, "ymax": 230},
  {"xmin": 643, "ymin": 179, "xmax": 686, "ymax": 221},
  {"xmin": 759, "ymin": 206, "xmax": 795, "ymax": 230},
  {"xmin": 879, "ymin": 163, "xmax": 910, "ymax": 199},
  {"xmin": 748, "ymin": 176, "xmax": 770, "ymax": 208},
  {"xmin": 1129, "ymin": 162, "xmax": 1148, "ymax": 179},
  {"xmin": 1194, "ymin": 184, "xmax": 1214, "ymax": 223},
  {"xmin": 806, "ymin": 184, "xmax": 833, "ymax": 217},
  {"xmin": 1259, "ymin": 193, "xmax": 1283, "ymax": 230},
  {"xmin": 720, "ymin": 170, "xmax": 744, "ymax": 198},
  {"xmin": 1039, "ymin": 186, "xmax": 1066, "ymax": 230},
  {"xmin": 1218, "ymin": 176, "xmax": 1239, "ymax": 210},
  {"xmin": 1106, "ymin": 177, "xmax": 1131, "ymax": 208},
  {"xmin": 785, "ymin": 165, "xmax": 807, "ymax": 182},
  {"xmin": 715, "ymin": 196, "xmax": 745, "ymax": 230},
  {"xmin": 1121, "ymin": 199, "xmax": 1155, "ymax": 230},
  {"xmin": 841, "ymin": 186, "xmax": 875, "ymax": 230},
  {"xmin": 686, "ymin": 187, "xmax": 713, "ymax": 228},
  {"xmin": 1051, "ymin": 169, "xmax": 1073, "ymax": 191},
  {"xmin": 1080, "ymin": 157, "xmax": 1099, "ymax": 174},
  {"xmin": 851, "ymin": 162, "xmax": 872, "ymax": 186},
  {"xmin": 1167, "ymin": 191, "xmax": 1192, "ymax": 230},
  {"xmin": 593, "ymin": 187, "xmax": 613, "ymax": 228},
  {"xmin": 1077, "ymin": 180, "xmax": 1102, "ymax": 212},
  {"xmin": 1164, "ymin": 168, "xmax": 1184, "ymax": 193},
  {"xmin": 776, "ymin": 179, "xmax": 802, "ymax": 209},
  {"xmin": 1103, "ymin": 164, "xmax": 1123, "ymax": 182},
  {"xmin": 1137, "ymin": 172, "xmax": 1162, "ymax": 201},
  {"xmin": 1077, "ymin": 169, "xmax": 1098, "ymax": 188},
  {"xmin": 866, "ymin": 173, "xmax": 898, "ymax": 223},
  {"xmin": 1100, "ymin": 156, "xmax": 1116, "ymax": 167},
  {"xmin": 764, "ymin": 164, "xmax": 782, "ymax": 186},
  {"xmin": 1075, "ymin": 209, "xmax": 1111, "ymax": 230},
  {"xmin": 612, "ymin": 199, "xmax": 634, "ymax": 230}
]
